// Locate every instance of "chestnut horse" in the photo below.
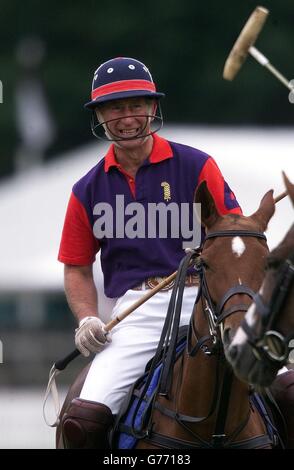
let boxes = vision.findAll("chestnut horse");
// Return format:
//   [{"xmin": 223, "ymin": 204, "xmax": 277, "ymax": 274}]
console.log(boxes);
[
  {"xmin": 57, "ymin": 181, "xmax": 277, "ymax": 449},
  {"xmin": 226, "ymin": 173, "xmax": 294, "ymax": 388}
]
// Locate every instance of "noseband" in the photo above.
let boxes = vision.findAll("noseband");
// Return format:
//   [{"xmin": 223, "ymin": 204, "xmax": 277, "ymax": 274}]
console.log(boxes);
[{"xmin": 241, "ymin": 248, "xmax": 294, "ymax": 366}]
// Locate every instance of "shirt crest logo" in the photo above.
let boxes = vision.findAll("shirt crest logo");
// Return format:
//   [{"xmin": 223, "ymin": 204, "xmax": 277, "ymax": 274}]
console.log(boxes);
[{"xmin": 161, "ymin": 182, "xmax": 171, "ymax": 201}]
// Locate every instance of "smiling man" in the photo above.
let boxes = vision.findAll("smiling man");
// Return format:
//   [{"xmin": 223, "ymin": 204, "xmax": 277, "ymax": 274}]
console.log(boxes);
[
  {"xmin": 94, "ymin": 96, "xmax": 156, "ymax": 176},
  {"xmin": 57, "ymin": 57, "xmax": 242, "ymax": 448}
]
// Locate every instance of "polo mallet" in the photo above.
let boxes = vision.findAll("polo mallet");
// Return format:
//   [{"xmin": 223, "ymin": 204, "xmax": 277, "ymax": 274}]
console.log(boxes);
[{"xmin": 223, "ymin": 6, "xmax": 294, "ymax": 93}]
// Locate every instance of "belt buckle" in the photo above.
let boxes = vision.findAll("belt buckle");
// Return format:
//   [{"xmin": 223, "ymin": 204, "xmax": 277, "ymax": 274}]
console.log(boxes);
[{"xmin": 146, "ymin": 276, "xmax": 175, "ymax": 291}]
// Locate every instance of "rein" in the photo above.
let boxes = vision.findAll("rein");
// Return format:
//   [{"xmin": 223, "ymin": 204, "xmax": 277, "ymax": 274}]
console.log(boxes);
[{"xmin": 126, "ymin": 249, "xmax": 199, "ymax": 440}]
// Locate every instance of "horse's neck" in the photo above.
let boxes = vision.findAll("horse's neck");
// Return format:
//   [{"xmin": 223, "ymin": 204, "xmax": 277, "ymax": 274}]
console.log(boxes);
[{"xmin": 176, "ymin": 303, "xmax": 251, "ymax": 430}]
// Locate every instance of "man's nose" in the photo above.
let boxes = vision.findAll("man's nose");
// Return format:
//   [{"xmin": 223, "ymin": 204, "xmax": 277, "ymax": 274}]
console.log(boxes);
[{"xmin": 120, "ymin": 111, "xmax": 136, "ymax": 123}]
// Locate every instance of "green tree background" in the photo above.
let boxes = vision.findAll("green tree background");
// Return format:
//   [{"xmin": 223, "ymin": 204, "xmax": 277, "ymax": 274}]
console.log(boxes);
[{"xmin": 1, "ymin": 0, "xmax": 293, "ymax": 178}]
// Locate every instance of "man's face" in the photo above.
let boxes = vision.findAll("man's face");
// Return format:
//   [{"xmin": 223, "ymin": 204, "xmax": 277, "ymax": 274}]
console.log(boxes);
[{"xmin": 95, "ymin": 97, "xmax": 155, "ymax": 148}]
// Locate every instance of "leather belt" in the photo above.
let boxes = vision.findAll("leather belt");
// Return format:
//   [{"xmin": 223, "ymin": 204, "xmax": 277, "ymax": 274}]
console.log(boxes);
[{"xmin": 132, "ymin": 274, "xmax": 199, "ymax": 291}]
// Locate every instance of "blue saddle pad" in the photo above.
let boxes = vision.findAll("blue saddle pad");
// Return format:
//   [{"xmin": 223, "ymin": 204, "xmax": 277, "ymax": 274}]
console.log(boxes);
[
  {"xmin": 114, "ymin": 339, "xmax": 279, "ymax": 449},
  {"xmin": 115, "ymin": 338, "xmax": 186, "ymax": 449}
]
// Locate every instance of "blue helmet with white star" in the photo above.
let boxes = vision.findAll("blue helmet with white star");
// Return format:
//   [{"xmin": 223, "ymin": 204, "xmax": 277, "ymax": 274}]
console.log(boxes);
[{"xmin": 84, "ymin": 57, "xmax": 165, "ymax": 109}]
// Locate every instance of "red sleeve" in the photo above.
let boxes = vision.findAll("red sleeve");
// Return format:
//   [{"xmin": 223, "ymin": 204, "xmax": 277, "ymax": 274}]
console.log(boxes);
[
  {"xmin": 58, "ymin": 192, "xmax": 100, "ymax": 265},
  {"xmin": 198, "ymin": 157, "xmax": 242, "ymax": 215}
]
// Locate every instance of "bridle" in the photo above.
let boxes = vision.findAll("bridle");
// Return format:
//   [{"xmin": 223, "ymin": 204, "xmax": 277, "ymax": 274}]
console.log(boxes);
[
  {"xmin": 197, "ymin": 230, "xmax": 267, "ymax": 345},
  {"xmin": 181, "ymin": 229, "xmax": 271, "ymax": 449},
  {"xmin": 139, "ymin": 228, "xmax": 275, "ymax": 449},
  {"xmin": 241, "ymin": 248, "xmax": 294, "ymax": 367}
]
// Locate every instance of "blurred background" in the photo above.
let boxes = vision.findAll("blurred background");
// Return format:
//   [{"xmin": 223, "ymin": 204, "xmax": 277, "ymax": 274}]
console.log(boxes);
[{"xmin": 0, "ymin": 0, "xmax": 293, "ymax": 448}]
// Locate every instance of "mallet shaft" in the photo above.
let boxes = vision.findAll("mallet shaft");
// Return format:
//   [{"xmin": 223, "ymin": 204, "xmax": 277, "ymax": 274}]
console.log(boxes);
[
  {"xmin": 104, "ymin": 271, "xmax": 178, "ymax": 331},
  {"xmin": 249, "ymin": 46, "xmax": 294, "ymax": 91},
  {"xmin": 274, "ymin": 190, "xmax": 288, "ymax": 204},
  {"xmin": 265, "ymin": 64, "xmax": 293, "ymax": 91}
]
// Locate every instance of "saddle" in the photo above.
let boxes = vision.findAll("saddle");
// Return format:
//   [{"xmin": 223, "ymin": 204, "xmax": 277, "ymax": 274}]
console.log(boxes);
[{"xmin": 112, "ymin": 325, "xmax": 281, "ymax": 449}]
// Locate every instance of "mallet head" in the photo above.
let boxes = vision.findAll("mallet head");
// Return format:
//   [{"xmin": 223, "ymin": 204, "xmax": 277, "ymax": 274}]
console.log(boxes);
[{"xmin": 223, "ymin": 6, "xmax": 269, "ymax": 81}]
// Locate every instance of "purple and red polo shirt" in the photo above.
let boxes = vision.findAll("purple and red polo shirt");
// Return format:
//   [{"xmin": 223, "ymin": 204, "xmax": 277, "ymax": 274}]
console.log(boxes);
[{"xmin": 58, "ymin": 134, "xmax": 241, "ymax": 297}]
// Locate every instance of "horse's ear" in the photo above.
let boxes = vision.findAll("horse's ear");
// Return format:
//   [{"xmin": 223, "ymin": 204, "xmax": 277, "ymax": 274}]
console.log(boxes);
[
  {"xmin": 251, "ymin": 189, "xmax": 275, "ymax": 231},
  {"xmin": 282, "ymin": 171, "xmax": 294, "ymax": 207},
  {"xmin": 194, "ymin": 180, "xmax": 221, "ymax": 229}
]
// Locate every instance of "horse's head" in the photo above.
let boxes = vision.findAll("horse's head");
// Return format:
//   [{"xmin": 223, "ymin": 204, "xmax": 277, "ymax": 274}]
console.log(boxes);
[
  {"xmin": 195, "ymin": 181, "xmax": 275, "ymax": 356},
  {"xmin": 226, "ymin": 173, "xmax": 294, "ymax": 387}
]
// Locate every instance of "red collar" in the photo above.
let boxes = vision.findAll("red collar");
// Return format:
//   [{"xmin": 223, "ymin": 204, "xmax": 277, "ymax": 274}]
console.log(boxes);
[{"xmin": 104, "ymin": 134, "xmax": 173, "ymax": 172}]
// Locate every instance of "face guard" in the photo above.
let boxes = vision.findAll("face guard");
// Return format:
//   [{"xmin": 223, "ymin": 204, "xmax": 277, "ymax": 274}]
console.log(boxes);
[{"xmin": 90, "ymin": 101, "xmax": 163, "ymax": 142}]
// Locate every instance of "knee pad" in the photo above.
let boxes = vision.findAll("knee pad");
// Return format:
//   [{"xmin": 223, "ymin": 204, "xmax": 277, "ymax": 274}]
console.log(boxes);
[{"xmin": 61, "ymin": 398, "xmax": 114, "ymax": 449}]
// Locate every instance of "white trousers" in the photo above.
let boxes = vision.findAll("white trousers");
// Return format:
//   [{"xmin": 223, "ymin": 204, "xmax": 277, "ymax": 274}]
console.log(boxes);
[{"xmin": 80, "ymin": 285, "xmax": 198, "ymax": 414}]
